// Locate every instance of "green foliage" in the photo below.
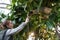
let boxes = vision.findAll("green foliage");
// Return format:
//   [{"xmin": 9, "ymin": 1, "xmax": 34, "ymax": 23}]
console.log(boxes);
[
  {"xmin": 9, "ymin": 0, "xmax": 60, "ymax": 40},
  {"xmin": 1, "ymin": 0, "xmax": 60, "ymax": 40}
]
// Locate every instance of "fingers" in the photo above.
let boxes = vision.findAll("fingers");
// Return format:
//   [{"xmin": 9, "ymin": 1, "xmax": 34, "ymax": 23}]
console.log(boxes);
[
  {"xmin": 27, "ymin": 14, "xmax": 30, "ymax": 18},
  {"xmin": 26, "ymin": 17, "xmax": 29, "ymax": 22},
  {"xmin": 25, "ymin": 16, "xmax": 29, "ymax": 23}
]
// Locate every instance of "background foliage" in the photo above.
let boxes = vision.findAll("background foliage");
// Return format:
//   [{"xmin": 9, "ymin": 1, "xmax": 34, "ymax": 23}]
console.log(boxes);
[{"xmin": 0, "ymin": 0, "xmax": 60, "ymax": 40}]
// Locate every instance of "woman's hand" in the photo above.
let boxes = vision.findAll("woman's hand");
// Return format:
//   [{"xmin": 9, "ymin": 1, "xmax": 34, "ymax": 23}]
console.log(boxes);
[{"xmin": 25, "ymin": 15, "xmax": 29, "ymax": 24}]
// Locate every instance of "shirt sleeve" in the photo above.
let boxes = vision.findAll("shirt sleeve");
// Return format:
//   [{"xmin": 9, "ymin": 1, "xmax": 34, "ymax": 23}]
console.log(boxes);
[{"xmin": 6, "ymin": 22, "xmax": 27, "ymax": 36}]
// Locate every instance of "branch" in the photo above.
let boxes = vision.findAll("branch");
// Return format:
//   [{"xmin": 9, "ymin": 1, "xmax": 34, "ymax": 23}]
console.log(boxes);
[
  {"xmin": 0, "ymin": 7, "xmax": 10, "ymax": 10},
  {"xmin": 0, "ymin": 3, "xmax": 11, "ymax": 6}
]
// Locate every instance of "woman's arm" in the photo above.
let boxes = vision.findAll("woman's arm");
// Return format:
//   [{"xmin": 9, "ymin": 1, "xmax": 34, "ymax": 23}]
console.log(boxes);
[
  {"xmin": 6, "ymin": 16, "xmax": 29, "ymax": 36},
  {"xmin": 6, "ymin": 22, "xmax": 27, "ymax": 36}
]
